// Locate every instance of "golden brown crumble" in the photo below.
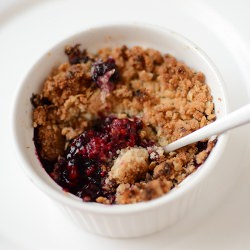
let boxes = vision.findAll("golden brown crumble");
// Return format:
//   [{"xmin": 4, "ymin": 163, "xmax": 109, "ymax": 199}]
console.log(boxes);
[
  {"xmin": 109, "ymin": 147, "xmax": 149, "ymax": 184},
  {"xmin": 32, "ymin": 45, "xmax": 216, "ymax": 204}
]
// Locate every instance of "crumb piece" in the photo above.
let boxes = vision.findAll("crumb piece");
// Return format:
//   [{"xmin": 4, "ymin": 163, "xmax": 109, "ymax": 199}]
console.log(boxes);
[
  {"xmin": 96, "ymin": 196, "xmax": 111, "ymax": 204},
  {"xmin": 35, "ymin": 125, "xmax": 65, "ymax": 161},
  {"xmin": 153, "ymin": 162, "xmax": 172, "ymax": 178},
  {"xmin": 196, "ymin": 151, "xmax": 207, "ymax": 165},
  {"xmin": 109, "ymin": 147, "xmax": 149, "ymax": 184},
  {"xmin": 115, "ymin": 178, "xmax": 172, "ymax": 204}
]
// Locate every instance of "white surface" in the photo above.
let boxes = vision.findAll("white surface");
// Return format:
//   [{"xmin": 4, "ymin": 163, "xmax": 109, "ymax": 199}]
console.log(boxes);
[{"xmin": 1, "ymin": 0, "xmax": 250, "ymax": 249}]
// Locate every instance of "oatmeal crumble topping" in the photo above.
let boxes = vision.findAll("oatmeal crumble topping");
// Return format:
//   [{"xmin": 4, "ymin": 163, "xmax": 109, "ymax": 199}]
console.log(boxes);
[{"xmin": 32, "ymin": 45, "xmax": 216, "ymax": 204}]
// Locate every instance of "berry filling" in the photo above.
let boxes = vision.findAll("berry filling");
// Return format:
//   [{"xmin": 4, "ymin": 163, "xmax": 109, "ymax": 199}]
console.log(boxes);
[{"xmin": 47, "ymin": 117, "xmax": 153, "ymax": 202}]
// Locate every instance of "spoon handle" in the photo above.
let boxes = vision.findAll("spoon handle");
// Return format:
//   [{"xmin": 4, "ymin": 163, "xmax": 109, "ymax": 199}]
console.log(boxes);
[{"xmin": 163, "ymin": 103, "xmax": 250, "ymax": 153}]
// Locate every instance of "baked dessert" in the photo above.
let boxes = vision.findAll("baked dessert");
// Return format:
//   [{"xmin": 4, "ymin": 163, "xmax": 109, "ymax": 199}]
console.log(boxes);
[{"xmin": 31, "ymin": 44, "xmax": 216, "ymax": 204}]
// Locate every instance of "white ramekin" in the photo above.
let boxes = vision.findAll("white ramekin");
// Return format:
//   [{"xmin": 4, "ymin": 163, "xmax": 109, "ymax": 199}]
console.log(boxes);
[{"xmin": 12, "ymin": 23, "xmax": 229, "ymax": 238}]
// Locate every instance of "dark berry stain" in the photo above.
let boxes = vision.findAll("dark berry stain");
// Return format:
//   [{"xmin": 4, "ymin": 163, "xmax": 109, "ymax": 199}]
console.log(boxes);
[{"xmin": 196, "ymin": 141, "xmax": 208, "ymax": 153}]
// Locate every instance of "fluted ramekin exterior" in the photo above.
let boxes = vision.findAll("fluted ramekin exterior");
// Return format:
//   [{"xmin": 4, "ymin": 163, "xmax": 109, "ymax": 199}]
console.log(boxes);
[{"xmin": 52, "ymin": 183, "xmax": 202, "ymax": 238}]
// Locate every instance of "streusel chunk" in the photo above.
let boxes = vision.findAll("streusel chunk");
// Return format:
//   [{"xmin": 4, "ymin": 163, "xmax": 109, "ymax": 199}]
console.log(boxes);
[{"xmin": 109, "ymin": 147, "xmax": 149, "ymax": 184}]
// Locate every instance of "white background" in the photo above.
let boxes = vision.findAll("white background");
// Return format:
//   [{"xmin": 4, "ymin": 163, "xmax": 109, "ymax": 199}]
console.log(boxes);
[{"xmin": 1, "ymin": 0, "xmax": 250, "ymax": 249}]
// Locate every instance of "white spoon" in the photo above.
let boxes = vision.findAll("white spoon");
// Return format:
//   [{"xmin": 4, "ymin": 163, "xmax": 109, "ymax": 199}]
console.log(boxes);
[{"xmin": 163, "ymin": 103, "xmax": 250, "ymax": 153}]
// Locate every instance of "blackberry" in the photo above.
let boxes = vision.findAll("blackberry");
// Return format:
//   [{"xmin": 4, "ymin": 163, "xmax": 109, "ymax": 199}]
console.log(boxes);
[{"xmin": 91, "ymin": 58, "xmax": 119, "ymax": 92}]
